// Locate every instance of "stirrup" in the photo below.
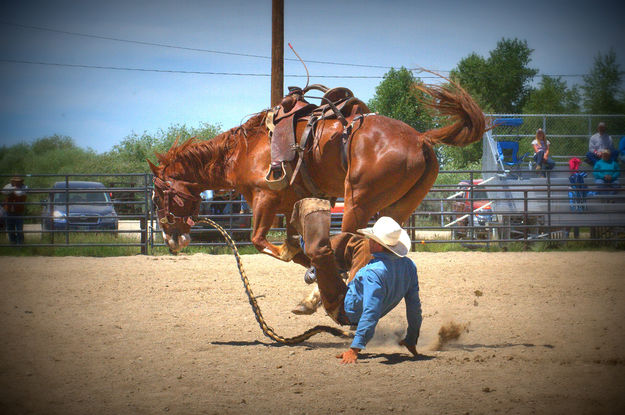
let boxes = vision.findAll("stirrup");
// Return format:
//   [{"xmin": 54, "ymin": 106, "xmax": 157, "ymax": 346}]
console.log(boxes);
[
  {"xmin": 264, "ymin": 161, "xmax": 292, "ymax": 191},
  {"xmin": 304, "ymin": 266, "xmax": 317, "ymax": 284}
]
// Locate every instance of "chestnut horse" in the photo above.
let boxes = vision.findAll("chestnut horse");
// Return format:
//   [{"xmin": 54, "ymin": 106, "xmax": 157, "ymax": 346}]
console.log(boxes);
[{"xmin": 149, "ymin": 81, "xmax": 485, "ymax": 300}]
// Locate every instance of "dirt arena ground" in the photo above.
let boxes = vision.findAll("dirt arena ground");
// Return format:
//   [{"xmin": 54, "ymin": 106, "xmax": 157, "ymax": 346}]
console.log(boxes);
[{"xmin": 1, "ymin": 251, "xmax": 624, "ymax": 415}]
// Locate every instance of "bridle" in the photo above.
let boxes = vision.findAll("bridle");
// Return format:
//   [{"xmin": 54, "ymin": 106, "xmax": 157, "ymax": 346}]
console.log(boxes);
[{"xmin": 152, "ymin": 176, "xmax": 201, "ymax": 227}]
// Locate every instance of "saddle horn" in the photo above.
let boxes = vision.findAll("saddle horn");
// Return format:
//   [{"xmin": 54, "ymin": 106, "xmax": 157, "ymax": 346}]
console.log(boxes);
[{"xmin": 302, "ymin": 84, "xmax": 329, "ymax": 94}]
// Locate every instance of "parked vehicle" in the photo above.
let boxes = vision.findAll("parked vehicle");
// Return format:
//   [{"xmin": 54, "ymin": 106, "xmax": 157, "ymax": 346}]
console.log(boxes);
[
  {"xmin": 42, "ymin": 181, "xmax": 118, "ymax": 231},
  {"xmin": 448, "ymin": 179, "xmax": 494, "ymax": 239},
  {"xmin": 194, "ymin": 190, "xmax": 252, "ymax": 242},
  {"xmin": 330, "ymin": 198, "xmax": 345, "ymax": 232}
]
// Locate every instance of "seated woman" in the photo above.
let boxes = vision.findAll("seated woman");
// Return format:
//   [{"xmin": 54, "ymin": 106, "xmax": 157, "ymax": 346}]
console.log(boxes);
[
  {"xmin": 532, "ymin": 128, "xmax": 555, "ymax": 171},
  {"xmin": 593, "ymin": 149, "xmax": 620, "ymax": 195}
]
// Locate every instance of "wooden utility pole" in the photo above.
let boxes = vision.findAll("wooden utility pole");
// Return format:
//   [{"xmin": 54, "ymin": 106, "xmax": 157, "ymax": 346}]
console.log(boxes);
[{"xmin": 271, "ymin": 0, "xmax": 284, "ymax": 107}]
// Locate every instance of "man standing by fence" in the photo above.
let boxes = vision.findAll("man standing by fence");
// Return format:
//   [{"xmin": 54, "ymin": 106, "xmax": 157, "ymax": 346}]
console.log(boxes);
[{"xmin": 2, "ymin": 177, "xmax": 28, "ymax": 244}]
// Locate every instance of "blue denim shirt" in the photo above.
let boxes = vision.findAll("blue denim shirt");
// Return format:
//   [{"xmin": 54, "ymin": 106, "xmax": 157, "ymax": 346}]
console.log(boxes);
[{"xmin": 343, "ymin": 252, "xmax": 422, "ymax": 350}]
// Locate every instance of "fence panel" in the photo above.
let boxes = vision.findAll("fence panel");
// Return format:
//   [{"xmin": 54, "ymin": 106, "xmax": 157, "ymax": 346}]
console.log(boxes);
[
  {"xmin": 2, "ymin": 169, "xmax": 624, "ymax": 253},
  {"xmin": 1, "ymin": 173, "xmax": 151, "ymax": 253}
]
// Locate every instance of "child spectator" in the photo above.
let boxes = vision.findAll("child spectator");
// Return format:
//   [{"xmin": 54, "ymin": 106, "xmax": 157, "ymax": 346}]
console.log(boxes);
[{"xmin": 592, "ymin": 150, "xmax": 620, "ymax": 195}]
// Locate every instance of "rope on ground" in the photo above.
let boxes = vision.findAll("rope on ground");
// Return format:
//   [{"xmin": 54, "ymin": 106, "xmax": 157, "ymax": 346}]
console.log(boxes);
[{"xmin": 193, "ymin": 217, "xmax": 352, "ymax": 345}]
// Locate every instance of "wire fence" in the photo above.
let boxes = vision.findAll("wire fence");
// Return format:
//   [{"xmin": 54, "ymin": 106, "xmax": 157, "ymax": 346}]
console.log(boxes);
[
  {"xmin": 486, "ymin": 114, "xmax": 625, "ymax": 164},
  {"xmin": 2, "ymin": 170, "xmax": 623, "ymax": 253}
]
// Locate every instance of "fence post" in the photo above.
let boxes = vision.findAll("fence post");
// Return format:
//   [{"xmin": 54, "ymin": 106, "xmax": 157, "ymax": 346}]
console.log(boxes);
[
  {"xmin": 65, "ymin": 175, "xmax": 70, "ymax": 245},
  {"xmin": 468, "ymin": 171, "xmax": 473, "ymax": 242},
  {"xmin": 141, "ymin": 173, "xmax": 149, "ymax": 255},
  {"xmin": 523, "ymin": 190, "xmax": 529, "ymax": 250},
  {"xmin": 546, "ymin": 171, "xmax": 552, "ymax": 242}
]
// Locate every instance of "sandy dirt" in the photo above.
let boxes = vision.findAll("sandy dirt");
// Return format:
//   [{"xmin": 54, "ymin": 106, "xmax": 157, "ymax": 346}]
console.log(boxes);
[{"xmin": 1, "ymin": 251, "xmax": 624, "ymax": 414}]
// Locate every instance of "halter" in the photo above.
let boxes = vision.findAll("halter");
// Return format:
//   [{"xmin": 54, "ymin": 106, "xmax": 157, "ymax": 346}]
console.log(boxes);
[{"xmin": 152, "ymin": 176, "xmax": 201, "ymax": 227}]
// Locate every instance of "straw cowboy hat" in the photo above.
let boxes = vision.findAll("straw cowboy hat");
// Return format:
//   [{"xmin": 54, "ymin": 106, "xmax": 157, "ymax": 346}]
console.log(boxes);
[{"xmin": 357, "ymin": 216, "xmax": 411, "ymax": 257}]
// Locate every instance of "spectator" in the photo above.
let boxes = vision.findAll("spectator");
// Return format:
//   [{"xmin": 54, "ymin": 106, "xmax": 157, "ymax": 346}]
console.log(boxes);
[
  {"xmin": 568, "ymin": 157, "xmax": 587, "ymax": 211},
  {"xmin": 531, "ymin": 128, "xmax": 555, "ymax": 172},
  {"xmin": 592, "ymin": 150, "xmax": 620, "ymax": 195},
  {"xmin": 586, "ymin": 122, "xmax": 617, "ymax": 166},
  {"xmin": 2, "ymin": 177, "xmax": 28, "ymax": 244}
]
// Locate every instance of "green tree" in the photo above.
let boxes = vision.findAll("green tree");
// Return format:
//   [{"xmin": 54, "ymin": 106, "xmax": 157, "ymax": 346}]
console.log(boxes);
[
  {"xmin": 449, "ymin": 53, "xmax": 492, "ymax": 112},
  {"xmin": 451, "ymin": 38, "xmax": 538, "ymax": 113},
  {"xmin": 367, "ymin": 67, "xmax": 433, "ymax": 132},
  {"xmin": 107, "ymin": 122, "xmax": 222, "ymax": 173},
  {"xmin": 523, "ymin": 76, "xmax": 581, "ymax": 114},
  {"xmin": 581, "ymin": 49, "xmax": 625, "ymax": 114}
]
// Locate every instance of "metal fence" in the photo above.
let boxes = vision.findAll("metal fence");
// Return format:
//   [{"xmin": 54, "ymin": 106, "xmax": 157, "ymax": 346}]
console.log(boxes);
[
  {"xmin": 1, "ymin": 173, "xmax": 153, "ymax": 252},
  {"xmin": 2, "ymin": 168, "xmax": 624, "ymax": 253},
  {"xmin": 419, "ymin": 169, "xmax": 625, "ymax": 247}
]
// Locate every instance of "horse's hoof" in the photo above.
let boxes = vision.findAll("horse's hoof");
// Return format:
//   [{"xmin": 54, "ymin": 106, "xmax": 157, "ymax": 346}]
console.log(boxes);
[
  {"xmin": 278, "ymin": 241, "xmax": 302, "ymax": 262},
  {"xmin": 291, "ymin": 303, "xmax": 316, "ymax": 315}
]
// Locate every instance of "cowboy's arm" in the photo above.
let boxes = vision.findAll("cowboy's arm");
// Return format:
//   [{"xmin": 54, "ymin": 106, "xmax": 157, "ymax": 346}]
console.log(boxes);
[
  {"xmin": 339, "ymin": 277, "xmax": 382, "ymax": 364},
  {"xmin": 351, "ymin": 271, "xmax": 384, "ymax": 351},
  {"xmin": 404, "ymin": 283, "xmax": 422, "ymax": 348}
]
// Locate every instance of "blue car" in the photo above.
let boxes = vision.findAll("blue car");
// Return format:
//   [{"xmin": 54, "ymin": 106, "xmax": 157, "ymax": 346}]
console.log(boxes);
[{"xmin": 42, "ymin": 181, "xmax": 118, "ymax": 231}]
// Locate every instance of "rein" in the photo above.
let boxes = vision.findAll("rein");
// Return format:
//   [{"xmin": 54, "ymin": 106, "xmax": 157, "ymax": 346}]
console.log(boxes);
[
  {"xmin": 193, "ymin": 216, "xmax": 353, "ymax": 345},
  {"xmin": 153, "ymin": 175, "xmax": 351, "ymax": 344}
]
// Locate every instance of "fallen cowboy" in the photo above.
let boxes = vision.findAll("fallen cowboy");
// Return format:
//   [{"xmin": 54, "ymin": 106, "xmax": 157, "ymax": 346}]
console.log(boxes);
[{"xmin": 290, "ymin": 198, "xmax": 422, "ymax": 364}]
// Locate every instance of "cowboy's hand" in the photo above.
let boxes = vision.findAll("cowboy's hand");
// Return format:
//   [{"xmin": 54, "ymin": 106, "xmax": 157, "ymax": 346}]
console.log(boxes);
[
  {"xmin": 399, "ymin": 339, "xmax": 418, "ymax": 357},
  {"xmin": 336, "ymin": 347, "xmax": 360, "ymax": 364},
  {"xmin": 605, "ymin": 175, "xmax": 612, "ymax": 182}
]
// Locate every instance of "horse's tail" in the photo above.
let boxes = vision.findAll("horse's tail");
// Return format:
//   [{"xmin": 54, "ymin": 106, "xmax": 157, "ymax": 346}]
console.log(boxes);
[{"xmin": 415, "ymin": 72, "xmax": 488, "ymax": 147}]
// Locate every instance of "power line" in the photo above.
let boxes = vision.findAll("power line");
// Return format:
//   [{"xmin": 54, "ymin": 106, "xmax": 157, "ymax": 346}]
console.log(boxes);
[
  {"xmin": 0, "ymin": 58, "xmax": 599, "ymax": 80},
  {"xmin": 1, "ymin": 22, "xmax": 602, "ymax": 79},
  {"xmin": 0, "ymin": 58, "xmax": 395, "ymax": 78},
  {"xmin": 0, "ymin": 21, "xmax": 395, "ymax": 70}
]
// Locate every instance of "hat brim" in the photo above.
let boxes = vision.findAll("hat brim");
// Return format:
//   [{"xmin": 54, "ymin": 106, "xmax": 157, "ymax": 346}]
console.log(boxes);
[{"xmin": 357, "ymin": 227, "xmax": 410, "ymax": 257}]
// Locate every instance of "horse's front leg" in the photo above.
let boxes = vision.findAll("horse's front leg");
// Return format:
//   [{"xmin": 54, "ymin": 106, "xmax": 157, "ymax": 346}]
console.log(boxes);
[
  {"xmin": 285, "ymin": 217, "xmax": 311, "ymax": 268},
  {"xmin": 250, "ymin": 194, "xmax": 301, "ymax": 262}
]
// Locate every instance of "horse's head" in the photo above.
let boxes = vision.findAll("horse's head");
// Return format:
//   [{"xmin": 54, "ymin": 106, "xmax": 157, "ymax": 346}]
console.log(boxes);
[{"xmin": 148, "ymin": 159, "xmax": 202, "ymax": 253}]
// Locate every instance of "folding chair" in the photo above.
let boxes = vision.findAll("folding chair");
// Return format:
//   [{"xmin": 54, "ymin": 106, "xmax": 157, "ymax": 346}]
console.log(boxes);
[{"xmin": 496, "ymin": 141, "xmax": 530, "ymax": 169}]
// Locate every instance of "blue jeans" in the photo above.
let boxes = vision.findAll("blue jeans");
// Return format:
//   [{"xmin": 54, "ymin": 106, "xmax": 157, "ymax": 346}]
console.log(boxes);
[
  {"xmin": 594, "ymin": 178, "xmax": 619, "ymax": 195},
  {"xmin": 534, "ymin": 151, "xmax": 555, "ymax": 170},
  {"xmin": 6, "ymin": 214, "xmax": 24, "ymax": 244}
]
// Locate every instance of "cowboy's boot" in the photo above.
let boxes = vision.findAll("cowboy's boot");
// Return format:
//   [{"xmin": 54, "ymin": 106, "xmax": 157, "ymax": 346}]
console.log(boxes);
[{"xmin": 290, "ymin": 198, "xmax": 347, "ymax": 322}]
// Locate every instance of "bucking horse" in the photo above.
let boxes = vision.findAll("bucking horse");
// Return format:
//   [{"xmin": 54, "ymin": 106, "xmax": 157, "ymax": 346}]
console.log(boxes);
[{"xmin": 148, "ymin": 78, "xmax": 486, "ymax": 314}]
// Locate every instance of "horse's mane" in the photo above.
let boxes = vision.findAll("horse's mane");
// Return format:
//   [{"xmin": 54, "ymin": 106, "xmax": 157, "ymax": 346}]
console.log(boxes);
[{"xmin": 155, "ymin": 111, "xmax": 268, "ymax": 177}]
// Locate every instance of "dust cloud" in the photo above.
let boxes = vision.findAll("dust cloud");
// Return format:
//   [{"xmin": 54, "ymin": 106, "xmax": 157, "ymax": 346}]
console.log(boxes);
[{"xmin": 429, "ymin": 321, "xmax": 470, "ymax": 351}]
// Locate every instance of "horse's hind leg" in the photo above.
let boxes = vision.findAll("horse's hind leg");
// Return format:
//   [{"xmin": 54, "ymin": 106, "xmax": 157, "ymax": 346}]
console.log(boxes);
[{"xmin": 379, "ymin": 149, "xmax": 439, "ymax": 225}]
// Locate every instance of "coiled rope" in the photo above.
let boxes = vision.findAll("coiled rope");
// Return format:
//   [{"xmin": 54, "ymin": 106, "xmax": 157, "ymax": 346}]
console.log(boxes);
[{"xmin": 193, "ymin": 217, "xmax": 352, "ymax": 344}]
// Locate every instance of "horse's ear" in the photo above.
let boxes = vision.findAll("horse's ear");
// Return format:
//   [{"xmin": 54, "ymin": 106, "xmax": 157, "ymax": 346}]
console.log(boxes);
[{"xmin": 147, "ymin": 159, "xmax": 159, "ymax": 175}]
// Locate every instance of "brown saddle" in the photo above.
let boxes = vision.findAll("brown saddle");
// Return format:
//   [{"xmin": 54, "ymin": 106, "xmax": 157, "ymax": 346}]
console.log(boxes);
[{"xmin": 265, "ymin": 85, "xmax": 371, "ymax": 195}]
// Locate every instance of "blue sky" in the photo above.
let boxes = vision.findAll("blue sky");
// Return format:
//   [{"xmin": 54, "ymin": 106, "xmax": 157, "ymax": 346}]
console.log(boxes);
[{"xmin": 1, "ymin": 0, "xmax": 624, "ymax": 153}]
